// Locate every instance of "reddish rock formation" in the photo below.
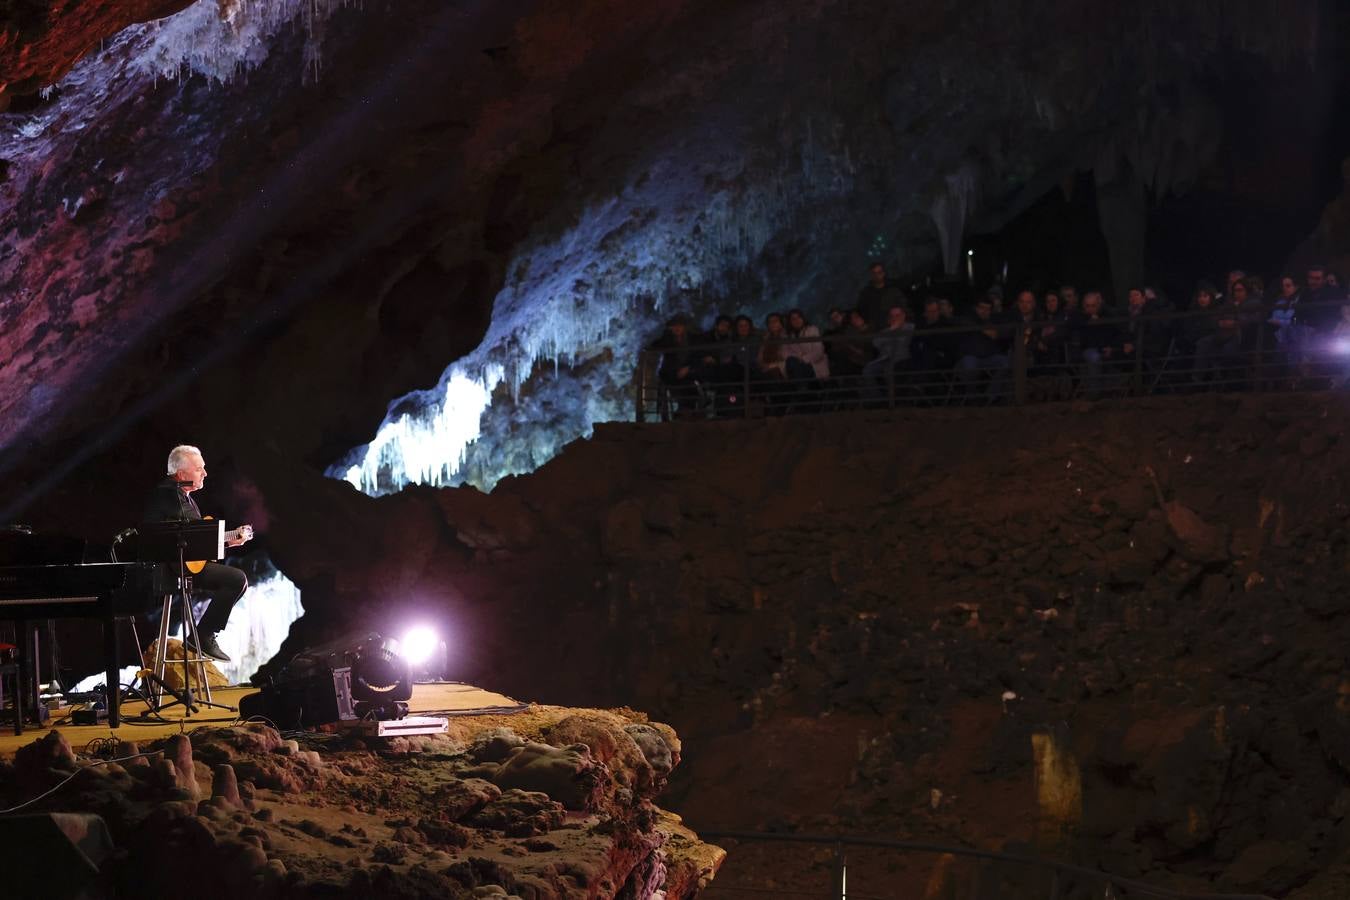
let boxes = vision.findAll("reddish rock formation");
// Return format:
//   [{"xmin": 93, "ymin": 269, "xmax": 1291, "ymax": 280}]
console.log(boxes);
[
  {"xmin": 0, "ymin": 1, "xmax": 192, "ymax": 99},
  {"xmin": 0, "ymin": 708, "xmax": 720, "ymax": 898}
]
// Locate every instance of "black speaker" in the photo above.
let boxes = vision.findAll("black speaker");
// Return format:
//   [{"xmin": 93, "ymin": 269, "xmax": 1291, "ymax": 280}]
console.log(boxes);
[
  {"xmin": 239, "ymin": 666, "xmax": 355, "ymax": 729},
  {"xmin": 242, "ymin": 631, "xmax": 413, "ymax": 728}
]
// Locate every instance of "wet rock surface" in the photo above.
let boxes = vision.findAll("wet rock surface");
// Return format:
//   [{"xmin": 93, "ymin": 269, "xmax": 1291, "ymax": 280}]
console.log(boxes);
[{"xmin": 0, "ymin": 710, "xmax": 721, "ymax": 899}]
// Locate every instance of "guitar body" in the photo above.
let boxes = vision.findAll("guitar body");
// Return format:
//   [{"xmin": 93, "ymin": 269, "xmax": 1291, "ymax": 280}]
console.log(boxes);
[
  {"xmin": 186, "ymin": 516, "xmax": 252, "ymax": 573},
  {"xmin": 186, "ymin": 516, "xmax": 215, "ymax": 574}
]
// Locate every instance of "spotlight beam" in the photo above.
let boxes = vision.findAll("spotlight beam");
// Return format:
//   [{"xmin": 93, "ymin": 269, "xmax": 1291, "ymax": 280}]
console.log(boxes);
[{"xmin": 400, "ymin": 626, "xmax": 440, "ymax": 668}]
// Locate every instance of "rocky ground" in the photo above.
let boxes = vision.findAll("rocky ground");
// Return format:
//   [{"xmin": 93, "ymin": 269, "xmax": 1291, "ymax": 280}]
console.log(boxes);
[
  {"xmin": 13, "ymin": 384, "xmax": 1350, "ymax": 896},
  {"xmin": 0, "ymin": 707, "xmax": 721, "ymax": 899},
  {"xmin": 11, "ymin": 389, "xmax": 1350, "ymax": 897},
  {"xmin": 258, "ymin": 390, "xmax": 1349, "ymax": 899},
  {"xmin": 599, "ymin": 395, "xmax": 1350, "ymax": 898}
]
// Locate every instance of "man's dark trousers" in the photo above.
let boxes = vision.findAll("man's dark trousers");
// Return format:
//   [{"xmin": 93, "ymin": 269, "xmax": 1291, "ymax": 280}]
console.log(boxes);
[{"xmin": 191, "ymin": 562, "xmax": 248, "ymax": 635}]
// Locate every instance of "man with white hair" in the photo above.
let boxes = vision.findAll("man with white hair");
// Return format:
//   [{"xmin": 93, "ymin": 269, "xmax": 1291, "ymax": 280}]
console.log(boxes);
[{"xmin": 143, "ymin": 445, "xmax": 252, "ymax": 662}]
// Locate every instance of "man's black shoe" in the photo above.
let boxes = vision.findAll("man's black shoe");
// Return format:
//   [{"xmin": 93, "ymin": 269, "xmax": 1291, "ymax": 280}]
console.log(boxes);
[{"xmin": 198, "ymin": 633, "xmax": 230, "ymax": 663}]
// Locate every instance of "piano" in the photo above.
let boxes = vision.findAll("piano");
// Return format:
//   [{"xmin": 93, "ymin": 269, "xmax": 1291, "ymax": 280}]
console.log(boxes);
[
  {"xmin": 0, "ymin": 563, "xmax": 169, "ymax": 618},
  {"xmin": 0, "ymin": 529, "xmax": 175, "ymax": 733}
]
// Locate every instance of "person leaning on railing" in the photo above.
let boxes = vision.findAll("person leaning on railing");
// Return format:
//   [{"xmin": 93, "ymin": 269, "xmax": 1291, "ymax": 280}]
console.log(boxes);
[
  {"xmin": 1033, "ymin": 292, "xmax": 1068, "ymax": 367},
  {"xmin": 955, "ymin": 296, "xmax": 1012, "ymax": 398},
  {"xmin": 757, "ymin": 315, "xmax": 788, "ymax": 377},
  {"xmin": 1190, "ymin": 280, "xmax": 1253, "ymax": 381},
  {"xmin": 1060, "ymin": 284, "xmax": 1081, "ymax": 316},
  {"xmin": 706, "ymin": 314, "xmax": 735, "ymax": 365},
  {"xmin": 1293, "ymin": 264, "xmax": 1346, "ymax": 334},
  {"xmin": 1267, "ymin": 273, "xmax": 1302, "ymax": 349},
  {"xmin": 1072, "ymin": 291, "xmax": 1126, "ymax": 397},
  {"xmin": 863, "ymin": 305, "xmax": 916, "ymax": 398},
  {"xmin": 832, "ymin": 309, "xmax": 876, "ymax": 378},
  {"xmin": 704, "ymin": 315, "xmax": 759, "ymax": 416},
  {"xmin": 1009, "ymin": 290, "xmax": 1041, "ymax": 366},
  {"xmin": 1123, "ymin": 288, "xmax": 1171, "ymax": 359},
  {"xmin": 913, "ymin": 298, "xmax": 957, "ymax": 371},
  {"xmin": 1175, "ymin": 283, "xmax": 1220, "ymax": 376},
  {"xmin": 784, "ymin": 309, "xmax": 830, "ymax": 382},
  {"xmin": 703, "ymin": 315, "xmax": 748, "ymax": 413},
  {"xmin": 654, "ymin": 313, "xmax": 724, "ymax": 416},
  {"xmin": 730, "ymin": 315, "xmax": 757, "ymax": 372},
  {"xmin": 754, "ymin": 312, "xmax": 791, "ymax": 409},
  {"xmin": 1288, "ymin": 267, "xmax": 1339, "ymax": 372},
  {"xmin": 1229, "ymin": 277, "xmax": 1265, "ymax": 351}
]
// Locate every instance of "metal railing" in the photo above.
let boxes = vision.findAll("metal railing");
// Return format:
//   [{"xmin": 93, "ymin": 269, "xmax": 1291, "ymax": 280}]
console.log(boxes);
[
  {"xmin": 635, "ymin": 301, "xmax": 1349, "ymax": 422},
  {"xmin": 698, "ymin": 830, "xmax": 1277, "ymax": 900}
]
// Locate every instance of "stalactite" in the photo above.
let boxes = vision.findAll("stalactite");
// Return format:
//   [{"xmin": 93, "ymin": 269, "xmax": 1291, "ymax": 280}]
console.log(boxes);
[
  {"xmin": 336, "ymin": 116, "xmax": 861, "ymax": 495},
  {"xmin": 929, "ymin": 161, "xmax": 980, "ymax": 277},
  {"xmin": 1095, "ymin": 163, "xmax": 1147, "ymax": 302},
  {"xmin": 138, "ymin": 0, "xmax": 349, "ymax": 83}
]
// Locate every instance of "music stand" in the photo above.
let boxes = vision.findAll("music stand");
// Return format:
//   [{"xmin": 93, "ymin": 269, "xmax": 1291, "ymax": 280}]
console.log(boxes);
[{"xmin": 135, "ymin": 521, "xmax": 236, "ymax": 717}]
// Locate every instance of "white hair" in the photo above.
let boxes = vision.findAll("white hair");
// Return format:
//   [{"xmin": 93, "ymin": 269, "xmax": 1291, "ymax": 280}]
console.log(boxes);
[{"xmin": 166, "ymin": 445, "xmax": 203, "ymax": 475}]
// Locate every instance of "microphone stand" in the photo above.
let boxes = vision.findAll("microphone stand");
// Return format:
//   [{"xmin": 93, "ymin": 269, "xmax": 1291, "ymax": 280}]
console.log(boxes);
[
  {"xmin": 135, "ymin": 511, "xmax": 236, "ymax": 718},
  {"xmin": 155, "ymin": 524, "xmax": 202, "ymax": 715}
]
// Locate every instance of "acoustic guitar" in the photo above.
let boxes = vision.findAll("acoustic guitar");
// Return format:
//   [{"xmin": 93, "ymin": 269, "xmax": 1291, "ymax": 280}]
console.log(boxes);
[{"xmin": 186, "ymin": 516, "xmax": 254, "ymax": 574}]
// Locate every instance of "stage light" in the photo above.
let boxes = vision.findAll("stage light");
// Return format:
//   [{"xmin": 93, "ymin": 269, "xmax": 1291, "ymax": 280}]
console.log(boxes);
[
  {"xmin": 399, "ymin": 625, "xmax": 448, "ymax": 681},
  {"xmin": 400, "ymin": 626, "xmax": 439, "ymax": 667},
  {"xmin": 241, "ymin": 630, "xmax": 414, "ymax": 727},
  {"xmin": 1331, "ymin": 339, "xmax": 1350, "ymax": 356},
  {"xmin": 348, "ymin": 634, "xmax": 412, "ymax": 704}
]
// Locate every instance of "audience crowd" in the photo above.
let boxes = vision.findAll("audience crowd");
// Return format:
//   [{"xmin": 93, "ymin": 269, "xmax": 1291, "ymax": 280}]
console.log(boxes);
[{"xmin": 648, "ymin": 260, "xmax": 1350, "ymax": 415}]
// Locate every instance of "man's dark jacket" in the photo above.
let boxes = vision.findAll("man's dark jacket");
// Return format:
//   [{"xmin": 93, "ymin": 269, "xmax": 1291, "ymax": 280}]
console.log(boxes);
[{"xmin": 143, "ymin": 477, "xmax": 202, "ymax": 523}]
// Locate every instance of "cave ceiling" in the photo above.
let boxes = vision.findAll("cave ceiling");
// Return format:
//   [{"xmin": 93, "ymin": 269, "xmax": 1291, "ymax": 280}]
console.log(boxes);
[{"xmin": 0, "ymin": 0, "xmax": 1330, "ymax": 525}]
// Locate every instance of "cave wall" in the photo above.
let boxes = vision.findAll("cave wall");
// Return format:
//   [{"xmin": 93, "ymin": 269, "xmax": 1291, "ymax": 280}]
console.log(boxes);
[
  {"xmin": 0, "ymin": 0, "xmax": 1332, "ymax": 529},
  {"xmin": 0, "ymin": 0, "xmax": 194, "ymax": 99},
  {"xmin": 3, "ymin": 5, "xmax": 1348, "ymax": 888}
]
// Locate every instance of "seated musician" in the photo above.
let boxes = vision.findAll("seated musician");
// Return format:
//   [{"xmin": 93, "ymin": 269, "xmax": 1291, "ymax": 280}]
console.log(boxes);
[{"xmin": 143, "ymin": 445, "xmax": 252, "ymax": 662}]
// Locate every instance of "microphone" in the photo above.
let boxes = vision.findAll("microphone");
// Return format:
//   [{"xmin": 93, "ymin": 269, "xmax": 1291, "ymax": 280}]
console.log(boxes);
[{"xmin": 175, "ymin": 480, "xmax": 195, "ymax": 487}]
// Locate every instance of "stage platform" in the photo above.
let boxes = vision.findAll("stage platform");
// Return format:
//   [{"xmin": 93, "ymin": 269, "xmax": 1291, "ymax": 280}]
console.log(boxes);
[{"xmin": 0, "ymin": 682, "xmax": 526, "ymax": 757}]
